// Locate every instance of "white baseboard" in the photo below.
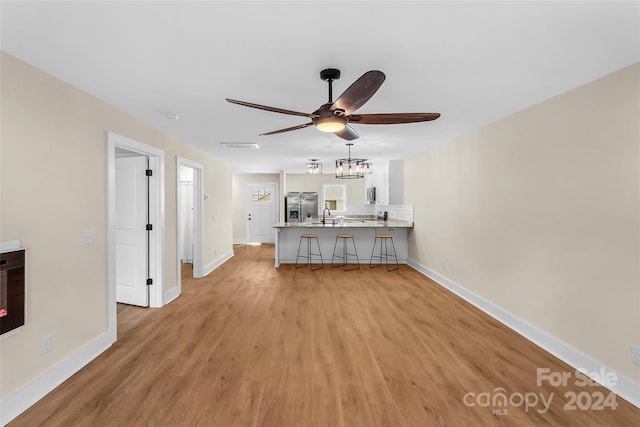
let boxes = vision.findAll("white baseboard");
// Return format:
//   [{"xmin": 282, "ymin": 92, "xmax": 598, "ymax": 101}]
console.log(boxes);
[
  {"xmin": 164, "ymin": 286, "xmax": 180, "ymax": 305},
  {"xmin": 0, "ymin": 331, "xmax": 115, "ymax": 426},
  {"xmin": 233, "ymin": 239, "xmax": 246, "ymax": 244},
  {"xmin": 407, "ymin": 259, "xmax": 640, "ymax": 410},
  {"xmin": 203, "ymin": 250, "xmax": 234, "ymax": 276}
]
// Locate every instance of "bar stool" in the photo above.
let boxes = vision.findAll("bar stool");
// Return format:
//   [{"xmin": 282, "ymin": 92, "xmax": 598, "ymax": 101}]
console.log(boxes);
[
  {"xmin": 331, "ymin": 233, "xmax": 360, "ymax": 270},
  {"xmin": 295, "ymin": 233, "xmax": 324, "ymax": 270},
  {"xmin": 369, "ymin": 233, "xmax": 399, "ymax": 271}
]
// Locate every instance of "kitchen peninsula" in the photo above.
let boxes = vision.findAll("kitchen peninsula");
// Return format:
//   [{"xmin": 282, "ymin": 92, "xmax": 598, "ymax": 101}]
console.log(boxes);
[{"xmin": 273, "ymin": 219, "xmax": 413, "ymax": 267}]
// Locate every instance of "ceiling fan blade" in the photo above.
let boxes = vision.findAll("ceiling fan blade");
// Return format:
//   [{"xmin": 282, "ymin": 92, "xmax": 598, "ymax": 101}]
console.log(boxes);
[
  {"xmin": 260, "ymin": 122, "xmax": 314, "ymax": 136},
  {"xmin": 226, "ymin": 98, "xmax": 317, "ymax": 118},
  {"xmin": 332, "ymin": 70, "xmax": 385, "ymax": 115},
  {"xmin": 334, "ymin": 124, "xmax": 360, "ymax": 141},
  {"xmin": 348, "ymin": 112, "xmax": 441, "ymax": 124}
]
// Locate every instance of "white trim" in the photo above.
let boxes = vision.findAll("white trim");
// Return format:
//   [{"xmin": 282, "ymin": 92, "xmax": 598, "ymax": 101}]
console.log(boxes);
[
  {"xmin": 175, "ymin": 157, "xmax": 204, "ymax": 304},
  {"xmin": 407, "ymin": 259, "xmax": 640, "ymax": 410},
  {"xmin": 164, "ymin": 286, "xmax": 180, "ymax": 305},
  {"xmin": 233, "ymin": 238, "xmax": 247, "ymax": 245},
  {"xmin": 149, "ymin": 152, "xmax": 165, "ymax": 308},
  {"xmin": 203, "ymin": 250, "xmax": 234, "ymax": 276},
  {"xmin": 108, "ymin": 131, "xmax": 165, "ymax": 313},
  {"xmin": 274, "ymin": 228, "xmax": 280, "ymax": 267},
  {"xmin": 0, "ymin": 332, "xmax": 114, "ymax": 426}
]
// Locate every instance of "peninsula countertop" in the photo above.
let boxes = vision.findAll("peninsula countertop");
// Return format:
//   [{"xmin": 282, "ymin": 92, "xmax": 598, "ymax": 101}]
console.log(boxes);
[
  {"xmin": 273, "ymin": 219, "xmax": 411, "ymax": 266},
  {"xmin": 273, "ymin": 219, "xmax": 413, "ymax": 228}
]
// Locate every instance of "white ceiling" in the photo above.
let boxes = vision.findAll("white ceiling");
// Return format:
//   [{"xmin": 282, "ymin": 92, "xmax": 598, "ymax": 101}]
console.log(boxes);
[{"xmin": 2, "ymin": 1, "xmax": 639, "ymax": 174}]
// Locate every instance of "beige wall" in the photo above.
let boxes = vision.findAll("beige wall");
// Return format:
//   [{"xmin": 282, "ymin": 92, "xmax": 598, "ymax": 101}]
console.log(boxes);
[
  {"xmin": 405, "ymin": 63, "xmax": 640, "ymax": 381},
  {"xmin": 0, "ymin": 52, "xmax": 233, "ymax": 400}
]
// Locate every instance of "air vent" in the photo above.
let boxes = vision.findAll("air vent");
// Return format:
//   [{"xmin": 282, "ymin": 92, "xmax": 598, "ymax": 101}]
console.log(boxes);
[{"xmin": 220, "ymin": 143, "xmax": 260, "ymax": 149}]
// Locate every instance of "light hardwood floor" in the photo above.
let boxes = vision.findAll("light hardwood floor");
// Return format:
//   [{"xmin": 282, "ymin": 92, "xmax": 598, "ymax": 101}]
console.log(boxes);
[{"xmin": 10, "ymin": 244, "xmax": 640, "ymax": 426}]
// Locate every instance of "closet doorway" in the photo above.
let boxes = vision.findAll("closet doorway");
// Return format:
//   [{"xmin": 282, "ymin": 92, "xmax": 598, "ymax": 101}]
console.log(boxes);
[{"xmin": 176, "ymin": 157, "xmax": 204, "ymax": 295}]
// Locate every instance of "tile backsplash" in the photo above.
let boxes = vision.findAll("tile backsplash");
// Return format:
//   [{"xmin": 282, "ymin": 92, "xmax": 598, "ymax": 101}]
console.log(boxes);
[
  {"xmin": 339, "ymin": 204, "xmax": 414, "ymax": 222},
  {"xmin": 376, "ymin": 205, "xmax": 414, "ymax": 222},
  {"xmin": 344, "ymin": 204, "xmax": 376, "ymax": 216}
]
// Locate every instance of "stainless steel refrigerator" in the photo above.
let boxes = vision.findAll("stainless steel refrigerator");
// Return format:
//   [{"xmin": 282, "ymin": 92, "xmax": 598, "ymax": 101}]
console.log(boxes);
[{"xmin": 285, "ymin": 192, "xmax": 318, "ymax": 222}]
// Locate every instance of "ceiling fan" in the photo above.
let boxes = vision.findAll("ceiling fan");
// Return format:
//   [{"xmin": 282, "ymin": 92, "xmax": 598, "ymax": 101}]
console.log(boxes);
[{"xmin": 226, "ymin": 68, "xmax": 440, "ymax": 141}]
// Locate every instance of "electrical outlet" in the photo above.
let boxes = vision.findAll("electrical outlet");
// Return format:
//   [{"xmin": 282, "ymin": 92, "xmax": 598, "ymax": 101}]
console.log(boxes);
[
  {"xmin": 42, "ymin": 335, "xmax": 52, "ymax": 355},
  {"xmin": 631, "ymin": 345, "xmax": 640, "ymax": 366}
]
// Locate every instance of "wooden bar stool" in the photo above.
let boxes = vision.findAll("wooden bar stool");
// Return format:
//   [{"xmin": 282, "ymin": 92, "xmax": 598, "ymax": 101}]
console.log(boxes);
[
  {"xmin": 331, "ymin": 233, "xmax": 360, "ymax": 270},
  {"xmin": 369, "ymin": 233, "xmax": 399, "ymax": 271},
  {"xmin": 295, "ymin": 233, "xmax": 324, "ymax": 270}
]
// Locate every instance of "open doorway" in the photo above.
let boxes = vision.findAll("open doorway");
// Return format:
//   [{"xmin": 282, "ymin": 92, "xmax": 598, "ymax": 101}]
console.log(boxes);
[
  {"xmin": 175, "ymin": 157, "xmax": 204, "ymax": 297},
  {"xmin": 107, "ymin": 131, "xmax": 165, "ymax": 341}
]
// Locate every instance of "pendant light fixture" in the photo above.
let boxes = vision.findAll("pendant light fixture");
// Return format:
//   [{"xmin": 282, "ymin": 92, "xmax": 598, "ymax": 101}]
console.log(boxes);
[
  {"xmin": 306, "ymin": 159, "xmax": 322, "ymax": 174},
  {"xmin": 335, "ymin": 143, "xmax": 371, "ymax": 179}
]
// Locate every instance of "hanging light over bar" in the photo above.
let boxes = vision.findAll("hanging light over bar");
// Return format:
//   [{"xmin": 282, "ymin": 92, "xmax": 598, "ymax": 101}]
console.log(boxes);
[
  {"xmin": 335, "ymin": 143, "xmax": 371, "ymax": 179},
  {"xmin": 306, "ymin": 159, "xmax": 322, "ymax": 174}
]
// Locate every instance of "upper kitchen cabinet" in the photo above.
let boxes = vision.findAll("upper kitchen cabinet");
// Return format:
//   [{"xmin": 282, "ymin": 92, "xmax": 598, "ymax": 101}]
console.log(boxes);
[{"xmin": 365, "ymin": 160, "xmax": 403, "ymax": 205}]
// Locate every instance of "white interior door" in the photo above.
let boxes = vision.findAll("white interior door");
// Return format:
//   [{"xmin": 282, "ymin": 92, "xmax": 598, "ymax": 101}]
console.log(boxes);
[
  {"xmin": 115, "ymin": 156, "xmax": 148, "ymax": 306},
  {"xmin": 247, "ymin": 184, "xmax": 277, "ymax": 244}
]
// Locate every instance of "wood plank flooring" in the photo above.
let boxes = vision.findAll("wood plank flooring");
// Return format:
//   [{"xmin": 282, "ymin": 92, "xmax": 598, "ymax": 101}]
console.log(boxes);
[{"xmin": 9, "ymin": 244, "xmax": 640, "ymax": 426}]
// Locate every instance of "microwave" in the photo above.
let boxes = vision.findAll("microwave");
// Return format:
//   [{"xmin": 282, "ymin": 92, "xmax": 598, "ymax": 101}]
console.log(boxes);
[{"xmin": 366, "ymin": 186, "xmax": 376, "ymax": 204}]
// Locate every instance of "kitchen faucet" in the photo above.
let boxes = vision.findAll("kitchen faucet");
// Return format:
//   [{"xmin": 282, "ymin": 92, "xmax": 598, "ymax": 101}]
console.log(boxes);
[{"xmin": 322, "ymin": 204, "xmax": 331, "ymax": 224}]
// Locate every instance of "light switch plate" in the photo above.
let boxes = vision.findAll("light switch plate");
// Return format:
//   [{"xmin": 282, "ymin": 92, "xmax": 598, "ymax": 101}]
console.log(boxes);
[
  {"xmin": 42, "ymin": 335, "xmax": 52, "ymax": 355},
  {"xmin": 83, "ymin": 230, "xmax": 95, "ymax": 245},
  {"xmin": 631, "ymin": 345, "xmax": 640, "ymax": 366}
]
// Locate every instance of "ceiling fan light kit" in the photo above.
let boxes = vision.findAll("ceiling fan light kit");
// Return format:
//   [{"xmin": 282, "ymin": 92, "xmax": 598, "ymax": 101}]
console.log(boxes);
[{"xmin": 315, "ymin": 116, "xmax": 346, "ymax": 133}]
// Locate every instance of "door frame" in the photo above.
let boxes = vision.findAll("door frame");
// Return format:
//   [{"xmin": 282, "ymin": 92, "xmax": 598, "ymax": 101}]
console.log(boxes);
[
  {"xmin": 107, "ymin": 131, "xmax": 165, "ymax": 340},
  {"xmin": 176, "ymin": 156, "xmax": 204, "ymax": 296},
  {"xmin": 245, "ymin": 182, "xmax": 278, "ymax": 244}
]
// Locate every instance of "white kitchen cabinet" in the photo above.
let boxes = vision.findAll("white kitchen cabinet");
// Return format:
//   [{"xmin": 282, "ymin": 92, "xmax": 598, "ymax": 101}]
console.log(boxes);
[
  {"xmin": 387, "ymin": 160, "xmax": 403, "ymax": 205},
  {"xmin": 365, "ymin": 160, "xmax": 403, "ymax": 205},
  {"xmin": 376, "ymin": 164, "xmax": 389, "ymax": 205},
  {"xmin": 364, "ymin": 171, "xmax": 375, "ymax": 204}
]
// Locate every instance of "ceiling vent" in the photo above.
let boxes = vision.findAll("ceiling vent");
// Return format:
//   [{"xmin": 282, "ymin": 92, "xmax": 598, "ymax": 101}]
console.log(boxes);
[{"xmin": 220, "ymin": 143, "xmax": 260, "ymax": 149}]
